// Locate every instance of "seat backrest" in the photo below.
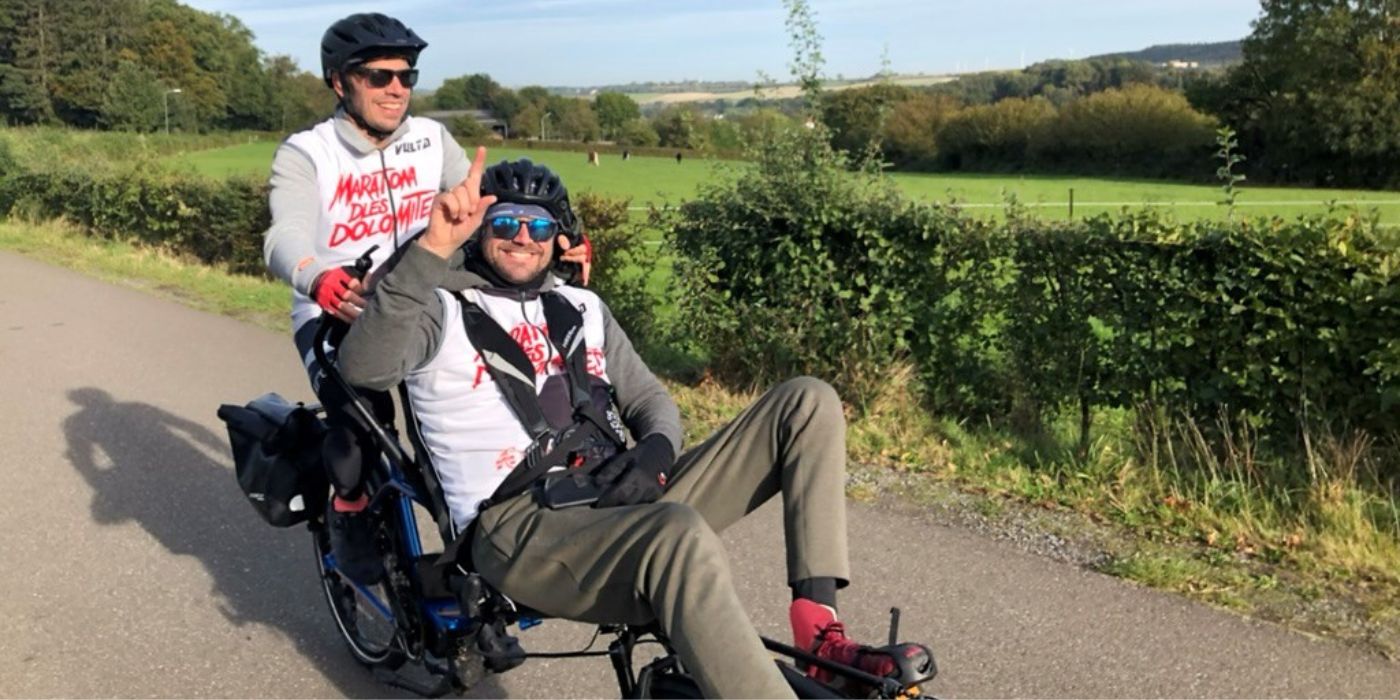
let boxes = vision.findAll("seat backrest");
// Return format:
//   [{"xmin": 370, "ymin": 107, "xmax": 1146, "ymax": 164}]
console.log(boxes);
[{"xmin": 396, "ymin": 383, "xmax": 459, "ymax": 545}]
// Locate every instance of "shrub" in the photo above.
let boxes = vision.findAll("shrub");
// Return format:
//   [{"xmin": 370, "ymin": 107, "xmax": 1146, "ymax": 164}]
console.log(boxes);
[
  {"xmin": 573, "ymin": 191, "xmax": 659, "ymax": 349},
  {"xmin": 1034, "ymin": 84, "xmax": 1217, "ymax": 178},
  {"xmin": 616, "ymin": 119, "xmax": 660, "ymax": 147},
  {"xmin": 665, "ymin": 123, "xmax": 928, "ymax": 407},
  {"xmin": 881, "ymin": 93, "xmax": 961, "ymax": 168},
  {"xmin": 936, "ymin": 97, "xmax": 1056, "ymax": 171},
  {"xmin": 0, "ymin": 164, "xmax": 271, "ymax": 274}
]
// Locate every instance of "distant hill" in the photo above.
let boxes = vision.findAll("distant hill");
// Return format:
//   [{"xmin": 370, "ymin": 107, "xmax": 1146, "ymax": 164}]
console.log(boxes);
[
  {"xmin": 536, "ymin": 40, "xmax": 1243, "ymax": 104},
  {"xmin": 1090, "ymin": 40, "xmax": 1242, "ymax": 67},
  {"xmin": 543, "ymin": 75, "xmax": 952, "ymax": 105},
  {"xmin": 547, "ymin": 80, "xmax": 754, "ymax": 98}
]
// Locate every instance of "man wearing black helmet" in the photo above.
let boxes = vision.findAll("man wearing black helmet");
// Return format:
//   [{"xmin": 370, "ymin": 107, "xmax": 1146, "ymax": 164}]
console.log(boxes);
[
  {"xmin": 337, "ymin": 155, "xmax": 931, "ymax": 698},
  {"xmin": 261, "ymin": 13, "xmax": 588, "ymax": 585}
]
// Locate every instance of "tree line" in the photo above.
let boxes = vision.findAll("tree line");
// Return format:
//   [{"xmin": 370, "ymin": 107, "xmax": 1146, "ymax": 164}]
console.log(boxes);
[
  {"xmin": 430, "ymin": 1, "xmax": 1397, "ymax": 188},
  {"xmin": 3, "ymin": 0, "xmax": 1394, "ymax": 189},
  {"xmin": 849, "ymin": 0, "xmax": 1399, "ymax": 188},
  {"xmin": 0, "ymin": 0, "xmax": 331, "ymax": 132},
  {"xmin": 423, "ymin": 72, "xmax": 796, "ymax": 153}
]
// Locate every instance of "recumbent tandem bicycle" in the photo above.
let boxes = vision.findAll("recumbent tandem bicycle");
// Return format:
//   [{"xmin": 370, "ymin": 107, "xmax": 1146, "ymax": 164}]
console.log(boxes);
[{"xmin": 219, "ymin": 289, "xmax": 938, "ymax": 698}]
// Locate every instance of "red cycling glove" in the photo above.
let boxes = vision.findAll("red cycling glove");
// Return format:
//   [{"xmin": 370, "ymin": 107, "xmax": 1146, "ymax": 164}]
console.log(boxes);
[{"xmin": 313, "ymin": 266, "xmax": 356, "ymax": 315}]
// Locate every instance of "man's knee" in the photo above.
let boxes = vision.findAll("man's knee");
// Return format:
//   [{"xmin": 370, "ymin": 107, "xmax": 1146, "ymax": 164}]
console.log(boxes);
[{"xmin": 774, "ymin": 376, "xmax": 843, "ymax": 424}]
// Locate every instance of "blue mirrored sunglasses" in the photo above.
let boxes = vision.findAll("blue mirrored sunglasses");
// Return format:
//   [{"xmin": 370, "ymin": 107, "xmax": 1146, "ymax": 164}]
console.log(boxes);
[{"xmin": 487, "ymin": 215, "xmax": 559, "ymax": 242}]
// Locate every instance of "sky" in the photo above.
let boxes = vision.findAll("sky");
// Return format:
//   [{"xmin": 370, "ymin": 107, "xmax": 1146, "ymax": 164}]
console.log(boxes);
[{"xmin": 181, "ymin": 0, "xmax": 1265, "ymax": 91}]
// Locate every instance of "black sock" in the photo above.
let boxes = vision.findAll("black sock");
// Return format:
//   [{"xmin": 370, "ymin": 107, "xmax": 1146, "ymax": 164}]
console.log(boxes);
[{"xmin": 791, "ymin": 577, "xmax": 838, "ymax": 609}]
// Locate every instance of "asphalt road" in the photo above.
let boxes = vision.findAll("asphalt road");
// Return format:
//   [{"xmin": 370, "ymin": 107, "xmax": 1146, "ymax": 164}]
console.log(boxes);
[{"xmin": 3, "ymin": 250, "xmax": 1399, "ymax": 698}]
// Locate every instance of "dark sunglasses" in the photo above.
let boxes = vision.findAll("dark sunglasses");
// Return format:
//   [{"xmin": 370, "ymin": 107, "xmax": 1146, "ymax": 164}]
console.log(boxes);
[
  {"xmin": 487, "ymin": 215, "xmax": 559, "ymax": 242},
  {"xmin": 352, "ymin": 66, "xmax": 419, "ymax": 89}
]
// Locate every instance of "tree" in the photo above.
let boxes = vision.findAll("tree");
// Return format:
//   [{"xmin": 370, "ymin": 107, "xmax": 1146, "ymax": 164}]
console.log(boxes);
[
  {"xmin": 881, "ymin": 93, "xmax": 960, "ymax": 167},
  {"xmin": 1216, "ymin": 0, "xmax": 1400, "ymax": 187},
  {"xmin": 0, "ymin": 2, "xmax": 55, "ymax": 124},
  {"xmin": 265, "ymin": 54, "xmax": 333, "ymax": 132},
  {"xmin": 820, "ymin": 83, "xmax": 909, "ymax": 156},
  {"xmin": 547, "ymin": 96, "xmax": 600, "ymax": 142},
  {"xmin": 435, "ymin": 73, "xmax": 502, "ymax": 111},
  {"xmin": 211, "ymin": 14, "xmax": 274, "ymax": 129},
  {"xmin": 0, "ymin": 0, "xmax": 143, "ymax": 127},
  {"xmin": 1035, "ymin": 84, "xmax": 1216, "ymax": 176},
  {"xmin": 616, "ymin": 118, "xmax": 660, "ymax": 147},
  {"xmin": 446, "ymin": 114, "xmax": 490, "ymax": 141},
  {"xmin": 0, "ymin": 0, "xmax": 309, "ymax": 131},
  {"xmin": 136, "ymin": 17, "xmax": 223, "ymax": 131},
  {"xmin": 706, "ymin": 117, "xmax": 743, "ymax": 151},
  {"xmin": 517, "ymin": 85, "xmax": 550, "ymax": 108},
  {"xmin": 49, "ymin": 0, "xmax": 141, "ymax": 127},
  {"xmin": 652, "ymin": 105, "xmax": 707, "ymax": 149},
  {"xmin": 491, "ymin": 88, "xmax": 524, "ymax": 122},
  {"xmin": 734, "ymin": 108, "xmax": 795, "ymax": 144},
  {"xmin": 594, "ymin": 91, "xmax": 640, "ymax": 139},
  {"xmin": 936, "ymin": 97, "xmax": 1056, "ymax": 170},
  {"xmin": 99, "ymin": 60, "xmax": 163, "ymax": 131},
  {"xmin": 510, "ymin": 102, "xmax": 543, "ymax": 139}
]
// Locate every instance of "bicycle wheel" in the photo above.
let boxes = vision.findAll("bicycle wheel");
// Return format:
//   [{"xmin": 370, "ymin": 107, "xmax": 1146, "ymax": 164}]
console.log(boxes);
[{"xmin": 313, "ymin": 524, "xmax": 406, "ymax": 668}]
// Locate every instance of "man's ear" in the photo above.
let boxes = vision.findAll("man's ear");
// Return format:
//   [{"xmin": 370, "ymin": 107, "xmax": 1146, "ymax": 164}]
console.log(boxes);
[{"xmin": 331, "ymin": 72, "xmax": 347, "ymax": 100}]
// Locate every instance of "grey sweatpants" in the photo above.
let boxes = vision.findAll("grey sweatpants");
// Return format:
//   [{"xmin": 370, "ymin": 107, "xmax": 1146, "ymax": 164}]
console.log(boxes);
[{"xmin": 470, "ymin": 377, "xmax": 850, "ymax": 699}]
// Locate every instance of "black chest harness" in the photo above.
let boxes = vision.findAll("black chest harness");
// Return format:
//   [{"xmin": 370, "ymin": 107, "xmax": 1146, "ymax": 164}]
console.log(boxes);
[{"xmin": 444, "ymin": 289, "xmax": 626, "ymax": 514}]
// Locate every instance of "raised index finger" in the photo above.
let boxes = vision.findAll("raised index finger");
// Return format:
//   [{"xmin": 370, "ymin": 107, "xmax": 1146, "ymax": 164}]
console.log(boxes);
[{"xmin": 464, "ymin": 145, "xmax": 489, "ymax": 196}]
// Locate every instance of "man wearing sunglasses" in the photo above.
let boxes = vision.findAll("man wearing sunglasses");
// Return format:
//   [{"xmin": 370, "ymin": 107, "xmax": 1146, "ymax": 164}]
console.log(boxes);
[
  {"xmin": 260, "ymin": 12, "xmax": 589, "ymax": 586},
  {"xmin": 335, "ymin": 156, "xmax": 932, "ymax": 698}
]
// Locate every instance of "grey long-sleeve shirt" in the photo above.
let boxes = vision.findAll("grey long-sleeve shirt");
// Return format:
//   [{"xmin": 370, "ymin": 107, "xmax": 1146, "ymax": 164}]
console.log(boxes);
[
  {"xmin": 262, "ymin": 110, "xmax": 471, "ymax": 297},
  {"xmin": 337, "ymin": 243, "xmax": 684, "ymax": 456}
]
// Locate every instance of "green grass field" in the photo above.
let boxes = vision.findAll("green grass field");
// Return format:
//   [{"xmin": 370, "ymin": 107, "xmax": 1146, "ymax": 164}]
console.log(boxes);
[{"xmin": 173, "ymin": 141, "xmax": 1400, "ymax": 224}]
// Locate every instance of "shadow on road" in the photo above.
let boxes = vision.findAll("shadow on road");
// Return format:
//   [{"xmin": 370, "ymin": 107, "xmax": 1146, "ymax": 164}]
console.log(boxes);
[{"xmin": 61, "ymin": 387, "xmax": 508, "ymax": 698}]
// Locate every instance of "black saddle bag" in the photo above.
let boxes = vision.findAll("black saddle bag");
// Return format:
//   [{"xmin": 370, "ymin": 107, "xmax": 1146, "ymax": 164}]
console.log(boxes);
[{"xmin": 217, "ymin": 393, "xmax": 328, "ymax": 527}]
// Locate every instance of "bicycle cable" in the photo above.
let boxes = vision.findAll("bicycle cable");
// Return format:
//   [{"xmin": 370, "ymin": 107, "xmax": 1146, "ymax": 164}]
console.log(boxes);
[{"xmin": 520, "ymin": 626, "xmax": 611, "ymax": 659}]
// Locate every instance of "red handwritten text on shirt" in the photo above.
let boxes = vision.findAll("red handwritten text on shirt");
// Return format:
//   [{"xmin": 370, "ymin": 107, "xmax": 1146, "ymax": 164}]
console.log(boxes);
[
  {"xmin": 328, "ymin": 189, "xmax": 435, "ymax": 248},
  {"xmin": 330, "ymin": 167, "xmax": 420, "ymax": 208}
]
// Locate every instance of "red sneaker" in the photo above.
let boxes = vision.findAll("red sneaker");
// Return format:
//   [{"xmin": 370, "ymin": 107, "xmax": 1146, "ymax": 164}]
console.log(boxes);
[{"xmin": 790, "ymin": 599, "xmax": 896, "ymax": 686}]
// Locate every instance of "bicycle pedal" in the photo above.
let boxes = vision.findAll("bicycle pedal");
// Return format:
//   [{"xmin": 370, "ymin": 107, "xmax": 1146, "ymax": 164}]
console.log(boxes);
[{"xmin": 477, "ymin": 623, "xmax": 526, "ymax": 673}]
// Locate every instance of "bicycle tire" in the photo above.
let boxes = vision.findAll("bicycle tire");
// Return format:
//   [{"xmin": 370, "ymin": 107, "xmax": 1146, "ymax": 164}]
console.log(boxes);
[{"xmin": 313, "ymin": 524, "xmax": 407, "ymax": 669}]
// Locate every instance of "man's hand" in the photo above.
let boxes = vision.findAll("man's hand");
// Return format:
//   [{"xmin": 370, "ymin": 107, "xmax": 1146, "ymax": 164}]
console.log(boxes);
[
  {"xmin": 557, "ymin": 233, "xmax": 592, "ymax": 286},
  {"xmin": 419, "ymin": 145, "xmax": 497, "ymax": 259},
  {"xmin": 592, "ymin": 434, "xmax": 675, "ymax": 508},
  {"xmin": 313, "ymin": 266, "xmax": 368, "ymax": 322}
]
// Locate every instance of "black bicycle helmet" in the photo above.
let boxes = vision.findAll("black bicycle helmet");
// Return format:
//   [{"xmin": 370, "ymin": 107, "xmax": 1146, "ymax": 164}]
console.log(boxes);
[
  {"xmin": 481, "ymin": 159, "xmax": 580, "ymax": 239},
  {"xmin": 320, "ymin": 13, "xmax": 428, "ymax": 88}
]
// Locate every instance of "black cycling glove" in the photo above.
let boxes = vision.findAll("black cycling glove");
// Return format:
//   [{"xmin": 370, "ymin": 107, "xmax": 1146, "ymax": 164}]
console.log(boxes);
[{"xmin": 592, "ymin": 434, "xmax": 676, "ymax": 508}]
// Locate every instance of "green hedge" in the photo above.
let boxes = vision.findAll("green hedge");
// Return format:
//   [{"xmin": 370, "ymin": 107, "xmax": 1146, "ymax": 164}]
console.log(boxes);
[
  {"xmin": 0, "ymin": 155, "xmax": 641, "ymax": 282},
  {"xmin": 912, "ymin": 211, "xmax": 1399, "ymax": 442},
  {"xmin": 0, "ymin": 166, "xmax": 271, "ymax": 275},
  {"xmin": 666, "ymin": 124, "xmax": 1399, "ymax": 452}
]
